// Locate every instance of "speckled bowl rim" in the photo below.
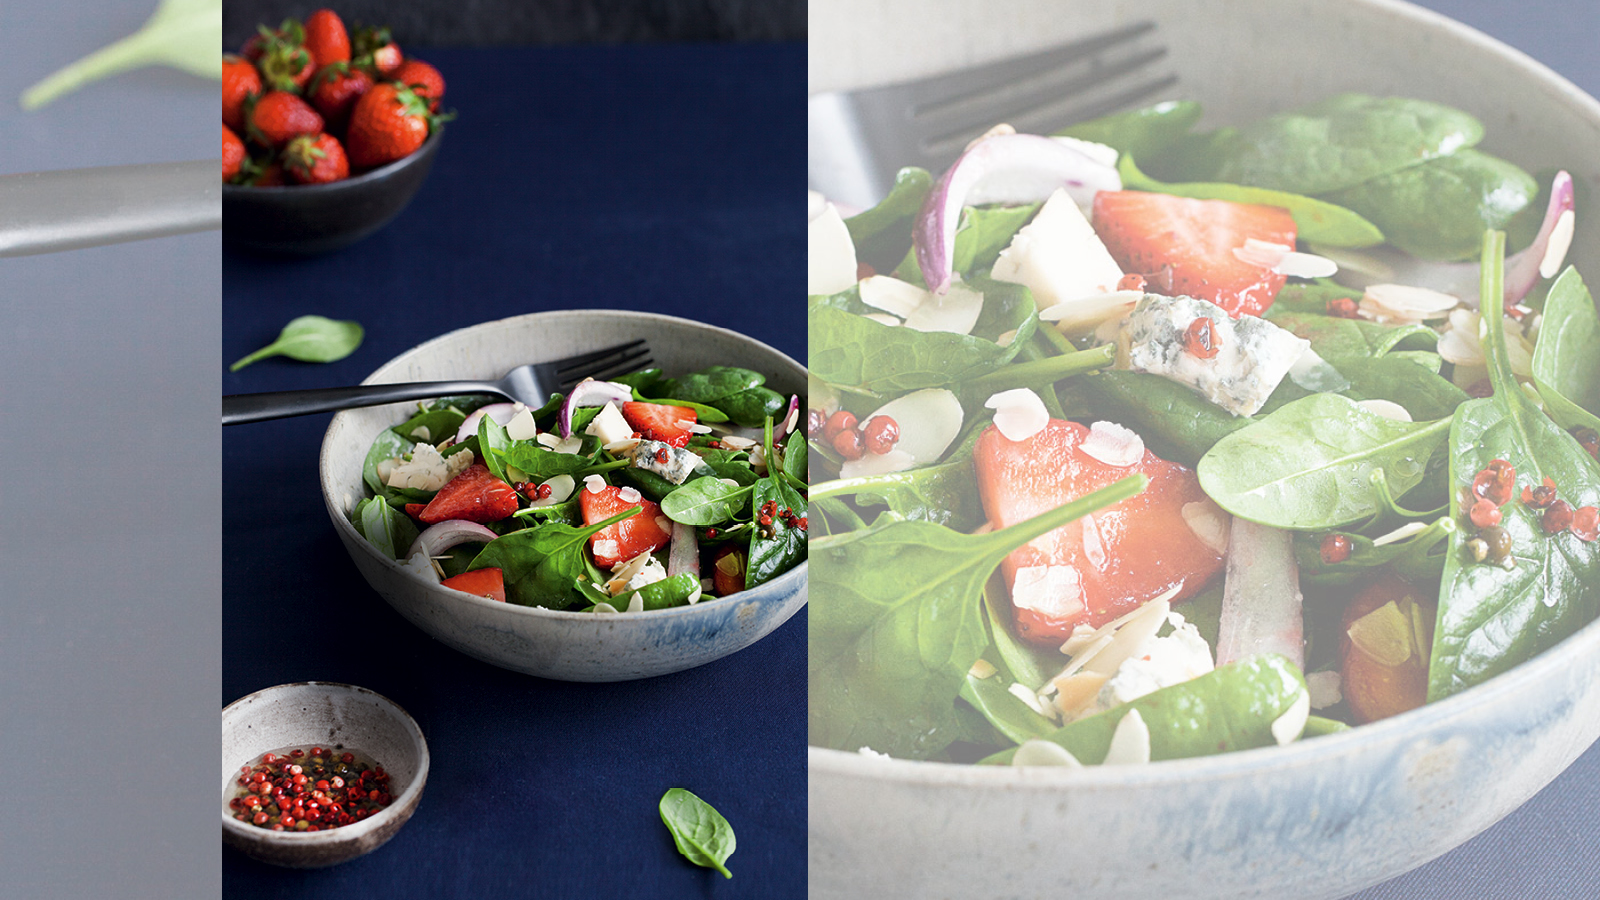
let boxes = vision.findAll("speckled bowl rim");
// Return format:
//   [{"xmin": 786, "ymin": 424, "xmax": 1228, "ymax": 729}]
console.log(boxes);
[
  {"xmin": 319, "ymin": 309, "xmax": 809, "ymax": 624},
  {"xmin": 811, "ymin": 0, "xmax": 1600, "ymax": 786},
  {"xmin": 221, "ymin": 682, "xmax": 430, "ymax": 846},
  {"xmin": 221, "ymin": 127, "xmax": 443, "ymax": 196}
]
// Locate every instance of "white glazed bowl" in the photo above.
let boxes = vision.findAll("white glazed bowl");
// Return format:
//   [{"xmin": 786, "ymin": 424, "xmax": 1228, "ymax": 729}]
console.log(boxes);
[
  {"xmin": 221, "ymin": 682, "xmax": 428, "ymax": 868},
  {"xmin": 808, "ymin": 1, "xmax": 1600, "ymax": 897},
  {"xmin": 320, "ymin": 310, "xmax": 808, "ymax": 681}
]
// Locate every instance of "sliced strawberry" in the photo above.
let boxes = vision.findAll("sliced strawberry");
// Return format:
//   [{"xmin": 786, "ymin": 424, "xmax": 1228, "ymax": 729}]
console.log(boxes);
[
  {"xmin": 579, "ymin": 486, "xmax": 671, "ymax": 568},
  {"xmin": 1092, "ymin": 190, "xmax": 1297, "ymax": 317},
  {"xmin": 441, "ymin": 567, "xmax": 506, "ymax": 603},
  {"xmin": 418, "ymin": 464, "xmax": 519, "ymax": 524},
  {"xmin": 403, "ymin": 503, "xmax": 427, "ymax": 520},
  {"xmin": 621, "ymin": 402, "xmax": 697, "ymax": 448},
  {"xmin": 974, "ymin": 419, "xmax": 1225, "ymax": 646}
]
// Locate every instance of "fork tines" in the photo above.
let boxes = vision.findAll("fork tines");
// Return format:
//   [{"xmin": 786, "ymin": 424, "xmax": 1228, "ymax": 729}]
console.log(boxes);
[{"xmin": 553, "ymin": 339, "xmax": 653, "ymax": 387}]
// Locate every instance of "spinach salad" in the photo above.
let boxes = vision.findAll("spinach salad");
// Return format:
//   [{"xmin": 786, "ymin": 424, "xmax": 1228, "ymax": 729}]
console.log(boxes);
[
  {"xmin": 807, "ymin": 95, "xmax": 1600, "ymax": 766},
  {"xmin": 353, "ymin": 366, "xmax": 807, "ymax": 612}
]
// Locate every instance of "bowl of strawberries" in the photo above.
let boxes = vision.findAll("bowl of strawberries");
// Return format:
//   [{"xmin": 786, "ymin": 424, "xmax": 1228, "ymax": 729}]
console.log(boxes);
[{"xmin": 222, "ymin": 9, "xmax": 450, "ymax": 254}]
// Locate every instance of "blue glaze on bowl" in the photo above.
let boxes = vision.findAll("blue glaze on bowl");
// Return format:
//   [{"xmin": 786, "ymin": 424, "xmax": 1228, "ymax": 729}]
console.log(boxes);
[{"xmin": 321, "ymin": 310, "xmax": 808, "ymax": 681}]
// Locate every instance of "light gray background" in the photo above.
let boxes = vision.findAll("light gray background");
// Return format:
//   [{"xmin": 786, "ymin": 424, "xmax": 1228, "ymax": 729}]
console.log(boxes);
[{"xmin": 0, "ymin": 2, "xmax": 219, "ymax": 898}]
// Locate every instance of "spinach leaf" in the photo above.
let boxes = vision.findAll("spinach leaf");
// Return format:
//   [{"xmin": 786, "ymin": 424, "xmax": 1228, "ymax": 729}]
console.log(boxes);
[
  {"xmin": 1531, "ymin": 267, "xmax": 1600, "ymax": 433},
  {"xmin": 21, "ymin": 0, "xmax": 221, "ymax": 109},
  {"xmin": 661, "ymin": 477, "xmax": 753, "ymax": 526},
  {"xmin": 1118, "ymin": 153, "xmax": 1384, "ymax": 248},
  {"xmin": 893, "ymin": 204, "xmax": 1041, "ymax": 285},
  {"xmin": 809, "ymin": 429, "xmax": 983, "ymax": 528},
  {"xmin": 1054, "ymin": 99, "xmax": 1203, "ymax": 161},
  {"xmin": 669, "ymin": 366, "xmax": 764, "ymax": 405},
  {"xmin": 1267, "ymin": 311, "xmax": 1438, "ymax": 363},
  {"xmin": 619, "ymin": 466, "xmax": 680, "ymax": 502},
  {"xmin": 980, "ymin": 654, "xmax": 1308, "ymax": 765},
  {"xmin": 607, "ymin": 573, "xmax": 702, "ymax": 612},
  {"xmin": 392, "ymin": 407, "xmax": 466, "ymax": 446},
  {"xmin": 1263, "ymin": 281, "xmax": 1365, "ymax": 317},
  {"xmin": 1428, "ymin": 234, "xmax": 1600, "ymax": 701},
  {"xmin": 611, "ymin": 368, "xmax": 670, "ymax": 396},
  {"xmin": 1212, "ymin": 94, "xmax": 1484, "ymax": 195},
  {"xmin": 1340, "ymin": 356, "xmax": 1469, "ymax": 423},
  {"xmin": 477, "ymin": 413, "xmax": 513, "ymax": 484},
  {"xmin": 959, "ymin": 672, "xmax": 1057, "ymax": 745},
  {"xmin": 363, "ymin": 429, "xmax": 414, "ymax": 496},
  {"xmin": 1321, "ymin": 149, "xmax": 1537, "ymax": 260},
  {"xmin": 658, "ymin": 788, "xmax": 735, "ymax": 878},
  {"xmin": 846, "ymin": 166, "xmax": 934, "ymax": 272},
  {"xmin": 782, "ymin": 428, "xmax": 807, "ymax": 486},
  {"xmin": 1293, "ymin": 516, "xmax": 1456, "ymax": 587},
  {"xmin": 1079, "ymin": 370, "xmax": 1305, "ymax": 467},
  {"xmin": 808, "ymin": 475, "xmax": 1145, "ymax": 759},
  {"xmin": 979, "ymin": 575, "xmax": 1057, "ymax": 692},
  {"xmin": 717, "ymin": 386, "xmax": 786, "ymax": 427},
  {"xmin": 1197, "ymin": 393, "xmax": 1452, "ymax": 530},
  {"xmin": 494, "ymin": 443, "xmax": 595, "ymax": 482},
  {"xmin": 352, "ymin": 496, "xmax": 418, "ymax": 561},
  {"xmin": 633, "ymin": 391, "xmax": 729, "ymax": 424},
  {"xmin": 808, "ymin": 280, "xmax": 1036, "ymax": 393},
  {"xmin": 229, "ymin": 315, "xmax": 364, "ymax": 371},
  {"xmin": 747, "ymin": 473, "xmax": 806, "ymax": 589},
  {"xmin": 467, "ymin": 508, "xmax": 638, "ymax": 609}
]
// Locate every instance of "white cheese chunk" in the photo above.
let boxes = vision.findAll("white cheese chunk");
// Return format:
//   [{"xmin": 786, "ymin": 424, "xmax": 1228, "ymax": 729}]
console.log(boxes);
[
  {"xmin": 1124, "ymin": 295, "xmax": 1309, "ymax": 417},
  {"xmin": 991, "ymin": 188, "xmax": 1124, "ymax": 312},
  {"xmin": 505, "ymin": 409, "xmax": 539, "ymax": 442},
  {"xmin": 585, "ymin": 402, "xmax": 634, "ymax": 446},
  {"xmin": 808, "ymin": 203, "xmax": 858, "ymax": 296}
]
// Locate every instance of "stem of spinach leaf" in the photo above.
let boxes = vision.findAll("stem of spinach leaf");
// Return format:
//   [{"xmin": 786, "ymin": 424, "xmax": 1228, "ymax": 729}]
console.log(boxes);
[{"xmin": 966, "ymin": 344, "xmax": 1114, "ymax": 396}]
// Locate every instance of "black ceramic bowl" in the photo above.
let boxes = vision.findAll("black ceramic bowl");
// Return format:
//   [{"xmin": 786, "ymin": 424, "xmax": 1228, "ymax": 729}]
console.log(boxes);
[{"xmin": 223, "ymin": 128, "xmax": 443, "ymax": 255}]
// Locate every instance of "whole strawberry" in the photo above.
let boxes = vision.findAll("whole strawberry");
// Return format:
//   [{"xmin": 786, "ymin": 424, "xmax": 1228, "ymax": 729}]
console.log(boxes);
[
  {"xmin": 248, "ymin": 91, "xmax": 325, "ymax": 148},
  {"xmin": 252, "ymin": 161, "xmax": 287, "ymax": 187},
  {"xmin": 223, "ymin": 126, "xmax": 246, "ymax": 182},
  {"xmin": 284, "ymin": 133, "xmax": 350, "ymax": 185},
  {"xmin": 391, "ymin": 58, "xmax": 445, "ymax": 112},
  {"xmin": 346, "ymin": 83, "xmax": 435, "ymax": 169},
  {"xmin": 352, "ymin": 26, "xmax": 403, "ymax": 78},
  {"xmin": 303, "ymin": 9, "xmax": 351, "ymax": 66},
  {"xmin": 255, "ymin": 21, "xmax": 316, "ymax": 92},
  {"xmin": 222, "ymin": 55, "xmax": 261, "ymax": 133},
  {"xmin": 308, "ymin": 62, "xmax": 373, "ymax": 135}
]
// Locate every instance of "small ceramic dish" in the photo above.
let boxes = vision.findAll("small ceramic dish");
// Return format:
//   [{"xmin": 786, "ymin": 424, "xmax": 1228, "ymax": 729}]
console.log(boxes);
[
  {"xmin": 319, "ymin": 310, "xmax": 810, "ymax": 681},
  {"xmin": 221, "ymin": 682, "xmax": 429, "ymax": 868},
  {"xmin": 222, "ymin": 128, "xmax": 443, "ymax": 255}
]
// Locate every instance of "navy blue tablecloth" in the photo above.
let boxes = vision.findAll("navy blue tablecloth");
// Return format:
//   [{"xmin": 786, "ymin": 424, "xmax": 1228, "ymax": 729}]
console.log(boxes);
[{"xmin": 222, "ymin": 42, "xmax": 805, "ymax": 898}]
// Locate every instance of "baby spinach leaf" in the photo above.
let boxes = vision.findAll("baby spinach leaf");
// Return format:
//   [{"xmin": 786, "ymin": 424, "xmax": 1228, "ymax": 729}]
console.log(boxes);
[
  {"xmin": 894, "ymin": 204, "xmax": 1041, "ymax": 285},
  {"xmin": 467, "ymin": 508, "xmax": 638, "ymax": 609},
  {"xmin": 352, "ymin": 497, "xmax": 418, "ymax": 561},
  {"xmin": 1322, "ymin": 149, "xmax": 1537, "ymax": 260},
  {"xmin": 717, "ymin": 386, "xmax": 786, "ymax": 427},
  {"xmin": 494, "ymin": 443, "xmax": 595, "ymax": 482},
  {"xmin": 1531, "ymin": 267, "xmax": 1600, "ymax": 433},
  {"xmin": 658, "ymin": 788, "xmax": 735, "ymax": 878},
  {"xmin": 1294, "ymin": 516, "xmax": 1456, "ymax": 587},
  {"xmin": 846, "ymin": 166, "xmax": 933, "ymax": 271},
  {"xmin": 1212, "ymin": 93, "xmax": 1484, "ymax": 195},
  {"xmin": 611, "ymin": 368, "xmax": 670, "ymax": 396},
  {"xmin": 747, "ymin": 472, "xmax": 806, "ymax": 590},
  {"xmin": 1340, "ymin": 356, "xmax": 1469, "ymax": 422},
  {"xmin": 981, "ymin": 654, "xmax": 1308, "ymax": 765},
  {"xmin": 477, "ymin": 414, "xmax": 513, "ymax": 484},
  {"xmin": 669, "ymin": 366, "xmax": 764, "ymax": 405},
  {"xmin": 959, "ymin": 672, "xmax": 1057, "ymax": 745},
  {"xmin": 808, "ymin": 475, "xmax": 1145, "ymax": 759},
  {"xmin": 979, "ymin": 574, "xmax": 1058, "ymax": 692},
  {"xmin": 606, "ymin": 573, "xmax": 702, "ymax": 612},
  {"xmin": 1428, "ymin": 234, "xmax": 1600, "ymax": 701},
  {"xmin": 1117, "ymin": 153, "xmax": 1384, "ymax": 247},
  {"xmin": 808, "ymin": 280, "xmax": 1036, "ymax": 393},
  {"xmin": 964, "ymin": 344, "xmax": 1114, "ymax": 398},
  {"xmin": 363, "ymin": 430, "xmax": 414, "ymax": 496},
  {"xmin": 810, "ymin": 429, "xmax": 983, "ymax": 529},
  {"xmin": 229, "ymin": 315, "xmax": 364, "ymax": 371},
  {"xmin": 392, "ymin": 407, "xmax": 466, "ymax": 446},
  {"xmin": 1054, "ymin": 99, "xmax": 1203, "ymax": 161},
  {"xmin": 1197, "ymin": 393, "xmax": 1452, "ymax": 530},
  {"xmin": 661, "ymin": 477, "xmax": 753, "ymax": 526},
  {"xmin": 21, "ymin": 0, "xmax": 221, "ymax": 110},
  {"xmin": 1267, "ymin": 311, "xmax": 1438, "ymax": 364},
  {"xmin": 633, "ymin": 391, "xmax": 729, "ymax": 424},
  {"xmin": 1263, "ymin": 281, "xmax": 1365, "ymax": 317},
  {"xmin": 782, "ymin": 428, "xmax": 807, "ymax": 486},
  {"xmin": 1080, "ymin": 370, "xmax": 1306, "ymax": 467}
]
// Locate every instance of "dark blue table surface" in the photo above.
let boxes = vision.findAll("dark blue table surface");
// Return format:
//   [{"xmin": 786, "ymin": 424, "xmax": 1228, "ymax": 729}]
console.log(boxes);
[{"xmin": 223, "ymin": 41, "xmax": 805, "ymax": 898}]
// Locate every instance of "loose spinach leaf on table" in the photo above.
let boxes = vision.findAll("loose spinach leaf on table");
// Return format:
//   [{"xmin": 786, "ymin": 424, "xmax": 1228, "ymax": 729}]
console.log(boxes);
[
  {"xmin": 466, "ymin": 508, "xmax": 637, "ymax": 609},
  {"xmin": 808, "ymin": 475, "xmax": 1145, "ymax": 759},
  {"xmin": 1321, "ymin": 149, "xmax": 1537, "ymax": 261},
  {"xmin": 1197, "ymin": 393, "xmax": 1452, "ymax": 530},
  {"xmin": 658, "ymin": 788, "xmax": 735, "ymax": 878},
  {"xmin": 1054, "ymin": 99, "xmax": 1203, "ymax": 161},
  {"xmin": 1117, "ymin": 153, "xmax": 1384, "ymax": 248},
  {"xmin": 661, "ymin": 476, "xmax": 753, "ymax": 527},
  {"xmin": 230, "ymin": 315, "xmax": 364, "ymax": 371},
  {"xmin": 1211, "ymin": 93, "xmax": 1484, "ymax": 195},
  {"xmin": 808, "ymin": 279, "xmax": 1037, "ymax": 393},
  {"xmin": 1531, "ymin": 266, "xmax": 1600, "ymax": 433},
  {"xmin": 22, "ymin": 0, "xmax": 221, "ymax": 110},
  {"xmin": 981, "ymin": 654, "xmax": 1308, "ymax": 765},
  {"xmin": 352, "ymin": 496, "xmax": 418, "ymax": 561},
  {"xmin": 1428, "ymin": 234, "xmax": 1600, "ymax": 701}
]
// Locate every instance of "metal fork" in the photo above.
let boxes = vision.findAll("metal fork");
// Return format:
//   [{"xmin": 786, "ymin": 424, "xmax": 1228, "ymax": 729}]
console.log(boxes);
[
  {"xmin": 222, "ymin": 340, "xmax": 653, "ymax": 425},
  {"xmin": 808, "ymin": 21, "xmax": 1174, "ymax": 209}
]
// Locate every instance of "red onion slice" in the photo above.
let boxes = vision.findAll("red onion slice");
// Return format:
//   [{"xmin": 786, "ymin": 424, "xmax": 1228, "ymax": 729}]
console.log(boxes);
[
  {"xmin": 559, "ymin": 380, "xmax": 634, "ymax": 438},
  {"xmin": 777, "ymin": 395, "xmax": 801, "ymax": 440},
  {"xmin": 914, "ymin": 133, "xmax": 1120, "ymax": 295},
  {"xmin": 1216, "ymin": 518, "xmax": 1304, "ymax": 669},
  {"xmin": 405, "ymin": 519, "xmax": 500, "ymax": 561},
  {"xmin": 455, "ymin": 402, "xmax": 519, "ymax": 444},
  {"xmin": 667, "ymin": 521, "xmax": 699, "ymax": 580}
]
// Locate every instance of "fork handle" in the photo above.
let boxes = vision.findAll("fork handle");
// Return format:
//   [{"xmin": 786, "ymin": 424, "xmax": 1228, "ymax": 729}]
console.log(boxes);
[
  {"xmin": 0, "ymin": 161, "xmax": 220, "ymax": 257},
  {"xmin": 223, "ymin": 381, "xmax": 508, "ymax": 425}
]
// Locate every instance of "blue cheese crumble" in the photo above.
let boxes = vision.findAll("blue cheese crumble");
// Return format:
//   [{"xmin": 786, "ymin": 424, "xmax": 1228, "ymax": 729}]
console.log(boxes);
[
  {"xmin": 631, "ymin": 439, "xmax": 704, "ymax": 485},
  {"xmin": 1123, "ymin": 294, "xmax": 1309, "ymax": 417}
]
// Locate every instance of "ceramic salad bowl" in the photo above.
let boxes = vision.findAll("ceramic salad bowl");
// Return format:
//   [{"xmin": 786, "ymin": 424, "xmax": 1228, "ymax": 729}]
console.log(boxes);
[
  {"xmin": 320, "ymin": 310, "xmax": 808, "ymax": 682},
  {"xmin": 807, "ymin": 0, "xmax": 1600, "ymax": 897}
]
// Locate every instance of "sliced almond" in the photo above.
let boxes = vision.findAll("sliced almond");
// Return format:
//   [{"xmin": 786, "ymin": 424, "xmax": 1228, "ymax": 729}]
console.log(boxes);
[
  {"xmin": 1102, "ymin": 708, "xmax": 1151, "ymax": 765},
  {"xmin": 1079, "ymin": 420, "xmax": 1143, "ymax": 468},
  {"xmin": 858, "ymin": 275, "xmax": 927, "ymax": 318},
  {"xmin": 1011, "ymin": 739, "xmax": 1083, "ymax": 768},
  {"xmin": 1357, "ymin": 399, "xmax": 1412, "ymax": 422},
  {"xmin": 1181, "ymin": 500, "xmax": 1231, "ymax": 554},
  {"xmin": 1049, "ymin": 671, "xmax": 1109, "ymax": 718},
  {"xmin": 968, "ymin": 659, "xmax": 998, "ymax": 680},
  {"xmin": 1270, "ymin": 689, "xmax": 1311, "ymax": 746},
  {"xmin": 985, "ymin": 388, "xmax": 1049, "ymax": 443}
]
